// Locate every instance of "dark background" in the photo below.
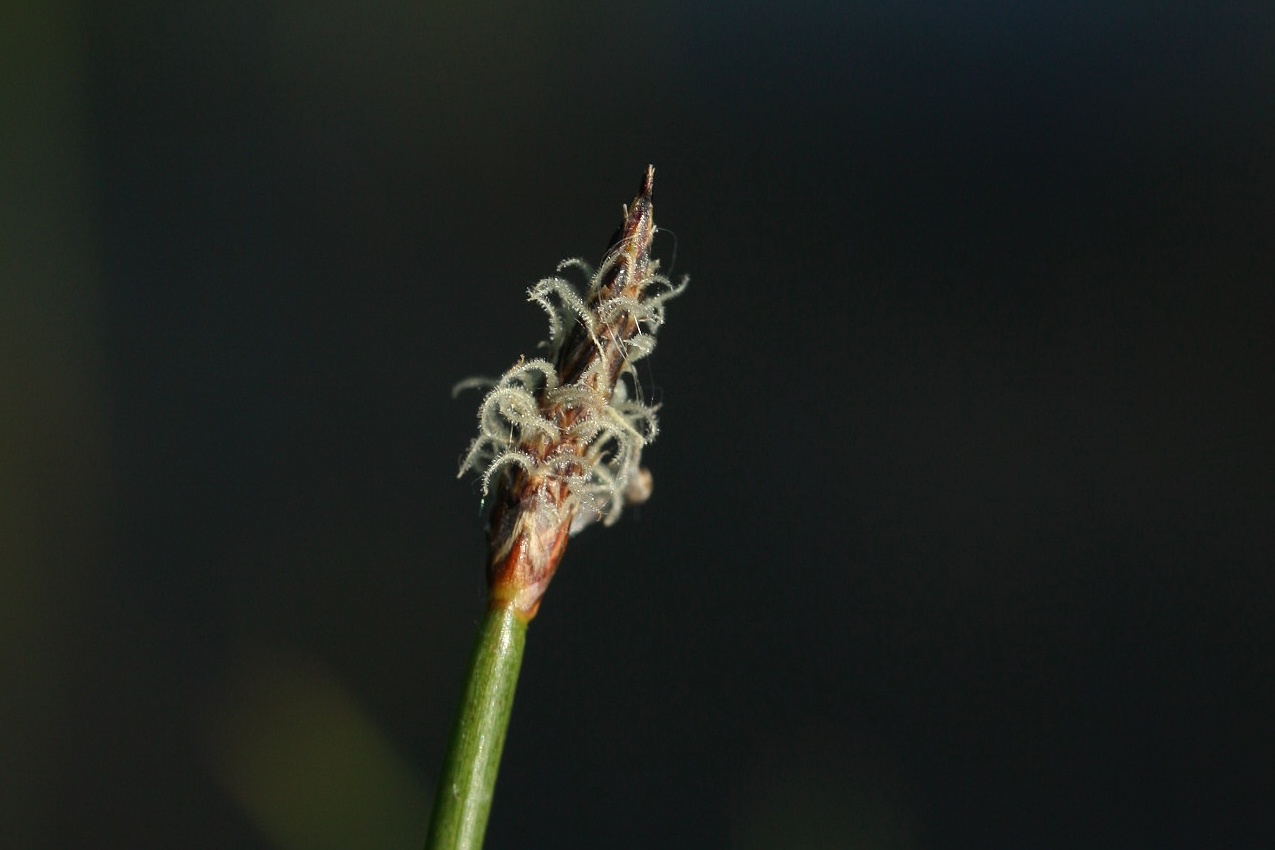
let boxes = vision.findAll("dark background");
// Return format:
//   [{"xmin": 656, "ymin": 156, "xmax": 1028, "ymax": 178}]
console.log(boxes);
[{"xmin": 4, "ymin": 1, "xmax": 1272, "ymax": 848}]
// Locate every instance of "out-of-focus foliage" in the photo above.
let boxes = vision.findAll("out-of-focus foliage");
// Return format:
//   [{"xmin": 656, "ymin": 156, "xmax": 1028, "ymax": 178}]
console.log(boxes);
[
  {"xmin": 203, "ymin": 651, "xmax": 428, "ymax": 850},
  {"xmin": 1, "ymin": 3, "xmax": 102, "ymax": 848}
]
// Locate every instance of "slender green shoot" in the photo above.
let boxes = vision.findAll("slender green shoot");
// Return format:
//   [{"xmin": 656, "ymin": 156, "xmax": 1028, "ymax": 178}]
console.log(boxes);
[
  {"xmin": 424, "ymin": 605, "xmax": 527, "ymax": 850},
  {"xmin": 428, "ymin": 167, "xmax": 683, "ymax": 848}
]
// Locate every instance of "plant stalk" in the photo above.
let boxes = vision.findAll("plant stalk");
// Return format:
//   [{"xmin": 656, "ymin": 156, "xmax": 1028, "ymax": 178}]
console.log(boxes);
[
  {"xmin": 433, "ymin": 167, "xmax": 681, "ymax": 848},
  {"xmin": 424, "ymin": 604, "xmax": 527, "ymax": 850}
]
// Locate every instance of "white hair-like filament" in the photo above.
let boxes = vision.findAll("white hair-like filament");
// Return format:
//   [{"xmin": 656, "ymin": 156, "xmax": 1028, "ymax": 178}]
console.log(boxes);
[{"xmin": 457, "ymin": 252, "xmax": 685, "ymax": 530}]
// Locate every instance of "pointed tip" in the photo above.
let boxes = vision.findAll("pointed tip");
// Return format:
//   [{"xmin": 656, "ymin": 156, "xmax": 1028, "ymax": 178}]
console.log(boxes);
[{"xmin": 641, "ymin": 164, "xmax": 655, "ymax": 198}]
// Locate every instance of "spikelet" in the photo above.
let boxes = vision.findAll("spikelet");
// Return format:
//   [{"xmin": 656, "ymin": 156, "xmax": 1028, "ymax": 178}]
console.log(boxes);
[{"xmin": 455, "ymin": 166, "xmax": 685, "ymax": 619}]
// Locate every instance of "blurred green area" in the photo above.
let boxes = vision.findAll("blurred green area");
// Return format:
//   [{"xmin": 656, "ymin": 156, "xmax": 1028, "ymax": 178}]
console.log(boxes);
[
  {"xmin": 1, "ymin": 2, "xmax": 102, "ymax": 847},
  {"xmin": 203, "ymin": 650, "xmax": 428, "ymax": 850}
]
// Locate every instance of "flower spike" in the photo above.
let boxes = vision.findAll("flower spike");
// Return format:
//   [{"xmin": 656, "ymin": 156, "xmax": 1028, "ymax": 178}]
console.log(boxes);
[{"xmin": 456, "ymin": 166, "xmax": 685, "ymax": 620}]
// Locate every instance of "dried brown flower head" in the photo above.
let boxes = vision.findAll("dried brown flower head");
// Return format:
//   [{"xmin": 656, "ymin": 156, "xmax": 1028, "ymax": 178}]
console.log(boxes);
[{"xmin": 456, "ymin": 166, "xmax": 686, "ymax": 620}]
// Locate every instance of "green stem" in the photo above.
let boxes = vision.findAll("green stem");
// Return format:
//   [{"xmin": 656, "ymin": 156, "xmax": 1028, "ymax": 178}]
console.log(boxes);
[{"xmin": 425, "ymin": 604, "xmax": 528, "ymax": 850}]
